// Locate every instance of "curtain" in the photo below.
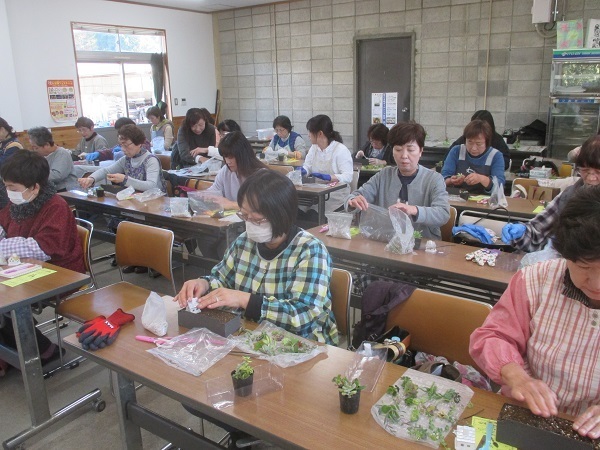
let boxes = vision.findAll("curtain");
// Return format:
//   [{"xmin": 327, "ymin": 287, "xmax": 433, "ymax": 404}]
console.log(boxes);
[{"xmin": 151, "ymin": 53, "xmax": 164, "ymax": 105}]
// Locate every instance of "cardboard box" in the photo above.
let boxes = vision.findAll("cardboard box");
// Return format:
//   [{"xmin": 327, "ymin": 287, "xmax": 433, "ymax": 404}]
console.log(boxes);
[
  {"xmin": 528, "ymin": 185, "xmax": 560, "ymax": 201},
  {"xmin": 178, "ymin": 308, "xmax": 241, "ymax": 337}
]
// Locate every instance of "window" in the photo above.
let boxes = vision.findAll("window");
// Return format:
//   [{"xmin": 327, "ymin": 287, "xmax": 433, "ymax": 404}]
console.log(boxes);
[{"xmin": 71, "ymin": 23, "xmax": 168, "ymax": 127}]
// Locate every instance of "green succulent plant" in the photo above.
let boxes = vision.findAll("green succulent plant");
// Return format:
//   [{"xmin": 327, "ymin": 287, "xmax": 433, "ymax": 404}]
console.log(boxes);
[
  {"xmin": 332, "ymin": 375, "xmax": 365, "ymax": 397},
  {"xmin": 232, "ymin": 356, "xmax": 254, "ymax": 380}
]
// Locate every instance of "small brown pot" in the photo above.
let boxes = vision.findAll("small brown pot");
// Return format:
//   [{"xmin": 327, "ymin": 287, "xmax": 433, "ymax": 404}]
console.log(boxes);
[
  {"xmin": 339, "ymin": 391, "xmax": 361, "ymax": 414},
  {"xmin": 231, "ymin": 371, "xmax": 254, "ymax": 397}
]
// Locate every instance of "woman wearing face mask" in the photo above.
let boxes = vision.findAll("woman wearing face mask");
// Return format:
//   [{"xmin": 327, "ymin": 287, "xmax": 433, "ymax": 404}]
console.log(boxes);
[
  {"xmin": 174, "ymin": 169, "xmax": 338, "ymax": 345},
  {"xmin": 0, "ymin": 150, "xmax": 85, "ymax": 373},
  {"xmin": 176, "ymin": 108, "xmax": 216, "ymax": 167}
]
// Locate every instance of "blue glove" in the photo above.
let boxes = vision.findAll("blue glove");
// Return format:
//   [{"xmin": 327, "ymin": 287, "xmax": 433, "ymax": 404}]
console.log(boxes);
[
  {"xmin": 452, "ymin": 224, "xmax": 493, "ymax": 245},
  {"xmin": 501, "ymin": 223, "xmax": 526, "ymax": 244},
  {"xmin": 85, "ymin": 152, "xmax": 100, "ymax": 161},
  {"xmin": 298, "ymin": 167, "xmax": 307, "ymax": 176},
  {"xmin": 312, "ymin": 172, "xmax": 332, "ymax": 181}
]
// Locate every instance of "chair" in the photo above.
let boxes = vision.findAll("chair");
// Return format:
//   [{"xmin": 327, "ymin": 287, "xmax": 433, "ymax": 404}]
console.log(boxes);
[
  {"xmin": 268, "ymin": 165, "xmax": 293, "ymax": 176},
  {"xmin": 57, "ymin": 221, "xmax": 177, "ymax": 324},
  {"xmin": 75, "ymin": 218, "xmax": 97, "ymax": 290},
  {"xmin": 385, "ymin": 289, "xmax": 491, "ymax": 372},
  {"xmin": 440, "ymin": 206, "xmax": 457, "ymax": 242},
  {"xmin": 511, "ymin": 177, "xmax": 538, "ymax": 198},
  {"xmin": 186, "ymin": 179, "xmax": 213, "ymax": 191},
  {"xmin": 350, "ymin": 169, "xmax": 360, "ymax": 192},
  {"xmin": 330, "ymin": 268, "xmax": 352, "ymax": 348},
  {"xmin": 156, "ymin": 153, "xmax": 171, "ymax": 170}
]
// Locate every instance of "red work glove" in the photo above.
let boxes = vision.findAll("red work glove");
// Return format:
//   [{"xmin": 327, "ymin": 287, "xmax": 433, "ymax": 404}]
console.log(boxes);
[{"xmin": 77, "ymin": 308, "xmax": 135, "ymax": 351}]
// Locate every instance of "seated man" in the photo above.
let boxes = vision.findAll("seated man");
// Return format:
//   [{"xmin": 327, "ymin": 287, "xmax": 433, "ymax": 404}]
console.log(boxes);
[
  {"xmin": 27, "ymin": 126, "xmax": 77, "ymax": 192},
  {"xmin": 345, "ymin": 121, "xmax": 450, "ymax": 240},
  {"xmin": 0, "ymin": 150, "xmax": 85, "ymax": 374},
  {"xmin": 72, "ymin": 116, "xmax": 108, "ymax": 161}
]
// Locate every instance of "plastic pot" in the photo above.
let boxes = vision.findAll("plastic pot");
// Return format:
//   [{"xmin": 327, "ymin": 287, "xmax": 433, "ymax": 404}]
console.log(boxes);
[
  {"xmin": 231, "ymin": 372, "xmax": 254, "ymax": 397},
  {"xmin": 413, "ymin": 238, "xmax": 422, "ymax": 250},
  {"xmin": 339, "ymin": 391, "xmax": 361, "ymax": 414}
]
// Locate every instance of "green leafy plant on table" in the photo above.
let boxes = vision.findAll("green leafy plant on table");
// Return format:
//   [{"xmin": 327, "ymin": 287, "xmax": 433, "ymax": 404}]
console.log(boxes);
[
  {"xmin": 232, "ymin": 356, "xmax": 254, "ymax": 380},
  {"xmin": 332, "ymin": 375, "xmax": 365, "ymax": 397}
]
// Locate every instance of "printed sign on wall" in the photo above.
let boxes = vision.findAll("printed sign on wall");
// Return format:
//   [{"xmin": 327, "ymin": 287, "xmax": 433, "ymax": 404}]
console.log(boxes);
[
  {"xmin": 47, "ymin": 80, "xmax": 78, "ymax": 122},
  {"xmin": 371, "ymin": 92, "xmax": 398, "ymax": 129}
]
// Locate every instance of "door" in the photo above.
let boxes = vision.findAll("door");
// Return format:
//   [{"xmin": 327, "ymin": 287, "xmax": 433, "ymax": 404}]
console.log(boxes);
[{"xmin": 356, "ymin": 34, "xmax": 414, "ymax": 149}]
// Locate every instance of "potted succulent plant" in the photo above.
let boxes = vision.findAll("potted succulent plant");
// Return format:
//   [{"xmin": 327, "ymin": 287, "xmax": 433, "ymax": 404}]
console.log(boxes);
[
  {"xmin": 434, "ymin": 160, "xmax": 444, "ymax": 173},
  {"xmin": 332, "ymin": 375, "xmax": 365, "ymax": 414},
  {"xmin": 231, "ymin": 356, "xmax": 254, "ymax": 397},
  {"xmin": 413, "ymin": 230, "xmax": 423, "ymax": 250}
]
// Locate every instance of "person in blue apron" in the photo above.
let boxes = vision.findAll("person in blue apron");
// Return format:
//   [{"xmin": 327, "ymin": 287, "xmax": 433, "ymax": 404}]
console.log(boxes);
[
  {"xmin": 263, "ymin": 115, "xmax": 307, "ymax": 159},
  {"xmin": 441, "ymin": 119, "xmax": 505, "ymax": 194}
]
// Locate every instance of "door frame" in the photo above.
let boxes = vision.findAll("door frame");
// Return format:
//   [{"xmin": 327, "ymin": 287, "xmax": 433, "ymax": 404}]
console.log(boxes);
[{"xmin": 354, "ymin": 32, "xmax": 415, "ymax": 151}]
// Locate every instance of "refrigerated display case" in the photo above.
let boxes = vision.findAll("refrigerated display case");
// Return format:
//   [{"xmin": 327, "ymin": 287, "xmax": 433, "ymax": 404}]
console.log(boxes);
[{"xmin": 547, "ymin": 49, "xmax": 600, "ymax": 160}]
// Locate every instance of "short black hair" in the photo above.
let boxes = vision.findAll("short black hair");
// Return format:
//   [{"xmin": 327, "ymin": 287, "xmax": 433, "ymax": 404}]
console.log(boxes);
[
  {"xmin": 218, "ymin": 131, "xmax": 266, "ymax": 178},
  {"xmin": 367, "ymin": 123, "xmax": 389, "ymax": 145},
  {"xmin": 553, "ymin": 185, "xmax": 600, "ymax": 262},
  {"xmin": 237, "ymin": 170, "xmax": 298, "ymax": 238},
  {"xmin": 464, "ymin": 119, "xmax": 492, "ymax": 148},
  {"xmin": 0, "ymin": 149, "xmax": 49, "ymax": 188},
  {"xmin": 273, "ymin": 115, "xmax": 293, "ymax": 132},
  {"xmin": 387, "ymin": 121, "xmax": 426, "ymax": 148},
  {"xmin": 75, "ymin": 117, "xmax": 94, "ymax": 129},
  {"xmin": 575, "ymin": 134, "xmax": 600, "ymax": 170},
  {"xmin": 114, "ymin": 117, "xmax": 135, "ymax": 131},
  {"xmin": 118, "ymin": 124, "xmax": 147, "ymax": 146},
  {"xmin": 27, "ymin": 126, "xmax": 54, "ymax": 147}
]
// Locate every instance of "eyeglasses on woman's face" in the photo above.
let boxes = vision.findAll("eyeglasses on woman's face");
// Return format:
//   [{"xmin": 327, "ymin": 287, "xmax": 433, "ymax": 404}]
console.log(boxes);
[{"xmin": 236, "ymin": 210, "xmax": 269, "ymax": 226}]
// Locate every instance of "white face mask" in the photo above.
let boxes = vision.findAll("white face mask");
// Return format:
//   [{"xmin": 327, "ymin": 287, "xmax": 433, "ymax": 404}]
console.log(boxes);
[
  {"xmin": 245, "ymin": 220, "xmax": 273, "ymax": 243},
  {"xmin": 7, "ymin": 188, "xmax": 31, "ymax": 205}
]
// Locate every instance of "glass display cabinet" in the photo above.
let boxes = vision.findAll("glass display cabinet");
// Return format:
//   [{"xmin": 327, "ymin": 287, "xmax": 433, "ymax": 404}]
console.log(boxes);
[{"xmin": 547, "ymin": 49, "xmax": 600, "ymax": 160}]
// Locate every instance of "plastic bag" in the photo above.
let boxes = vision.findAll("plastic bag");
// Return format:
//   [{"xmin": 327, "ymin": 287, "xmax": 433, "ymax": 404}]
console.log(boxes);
[
  {"xmin": 116, "ymin": 186, "xmax": 135, "ymax": 201},
  {"xmin": 187, "ymin": 190, "xmax": 225, "ymax": 217},
  {"xmin": 287, "ymin": 169, "xmax": 302, "ymax": 186},
  {"xmin": 519, "ymin": 246, "xmax": 560, "ymax": 268},
  {"xmin": 385, "ymin": 208, "xmax": 414, "ymax": 254},
  {"xmin": 141, "ymin": 291, "xmax": 168, "ymax": 336},
  {"xmin": 263, "ymin": 149, "xmax": 279, "ymax": 162},
  {"xmin": 170, "ymin": 197, "xmax": 191, "ymax": 218},
  {"xmin": 358, "ymin": 205, "xmax": 395, "ymax": 242},
  {"xmin": 325, "ymin": 212, "xmax": 353, "ymax": 240},
  {"xmin": 489, "ymin": 176, "xmax": 508, "ymax": 208},
  {"xmin": 231, "ymin": 322, "xmax": 327, "ymax": 368},
  {"xmin": 132, "ymin": 188, "xmax": 165, "ymax": 203},
  {"xmin": 151, "ymin": 136, "xmax": 165, "ymax": 152},
  {"xmin": 345, "ymin": 342, "xmax": 387, "ymax": 392},
  {"xmin": 147, "ymin": 328, "xmax": 236, "ymax": 376}
]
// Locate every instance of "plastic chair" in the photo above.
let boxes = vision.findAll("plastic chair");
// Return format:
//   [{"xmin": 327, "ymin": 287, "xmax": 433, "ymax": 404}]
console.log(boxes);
[
  {"xmin": 385, "ymin": 289, "xmax": 491, "ymax": 372},
  {"xmin": 330, "ymin": 268, "xmax": 352, "ymax": 348},
  {"xmin": 440, "ymin": 206, "xmax": 457, "ymax": 242},
  {"xmin": 156, "ymin": 154, "xmax": 171, "ymax": 171}
]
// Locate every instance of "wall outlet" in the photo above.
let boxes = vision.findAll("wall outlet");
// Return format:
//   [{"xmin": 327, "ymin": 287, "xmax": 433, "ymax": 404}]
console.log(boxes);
[
  {"xmin": 174, "ymin": 98, "xmax": 179, "ymax": 105},
  {"xmin": 181, "ymin": 98, "xmax": 187, "ymax": 106}
]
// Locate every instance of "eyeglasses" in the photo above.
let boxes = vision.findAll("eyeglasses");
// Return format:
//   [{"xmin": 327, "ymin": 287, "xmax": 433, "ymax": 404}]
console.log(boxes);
[
  {"xmin": 236, "ymin": 210, "xmax": 269, "ymax": 225},
  {"xmin": 576, "ymin": 167, "xmax": 600, "ymax": 179},
  {"xmin": 119, "ymin": 140, "xmax": 135, "ymax": 148}
]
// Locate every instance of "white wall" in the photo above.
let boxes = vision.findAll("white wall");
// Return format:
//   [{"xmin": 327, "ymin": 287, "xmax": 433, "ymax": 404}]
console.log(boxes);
[
  {"xmin": 4, "ymin": 0, "xmax": 216, "ymax": 130},
  {"xmin": 0, "ymin": 0, "xmax": 23, "ymax": 130}
]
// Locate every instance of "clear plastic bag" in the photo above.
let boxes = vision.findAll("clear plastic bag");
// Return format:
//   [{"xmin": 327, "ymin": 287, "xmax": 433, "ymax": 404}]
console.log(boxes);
[
  {"xmin": 489, "ymin": 176, "xmax": 508, "ymax": 208},
  {"xmin": 519, "ymin": 244, "xmax": 560, "ymax": 268},
  {"xmin": 263, "ymin": 149, "xmax": 279, "ymax": 162},
  {"xmin": 133, "ymin": 188, "xmax": 165, "ymax": 203},
  {"xmin": 116, "ymin": 186, "xmax": 135, "ymax": 201},
  {"xmin": 286, "ymin": 169, "xmax": 302, "ymax": 186},
  {"xmin": 231, "ymin": 322, "xmax": 327, "ymax": 368},
  {"xmin": 187, "ymin": 190, "xmax": 225, "ymax": 217},
  {"xmin": 325, "ymin": 212, "xmax": 353, "ymax": 240},
  {"xmin": 358, "ymin": 204, "xmax": 395, "ymax": 242},
  {"xmin": 345, "ymin": 342, "xmax": 387, "ymax": 392},
  {"xmin": 141, "ymin": 291, "xmax": 168, "ymax": 336},
  {"xmin": 385, "ymin": 208, "xmax": 415, "ymax": 254},
  {"xmin": 151, "ymin": 136, "xmax": 165, "ymax": 152},
  {"xmin": 147, "ymin": 328, "xmax": 236, "ymax": 376},
  {"xmin": 170, "ymin": 197, "xmax": 191, "ymax": 218}
]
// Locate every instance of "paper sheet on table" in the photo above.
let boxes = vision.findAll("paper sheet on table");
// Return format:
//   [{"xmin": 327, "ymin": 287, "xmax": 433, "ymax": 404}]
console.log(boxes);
[
  {"xmin": 533, "ymin": 205, "xmax": 545, "ymax": 213},
  {"xmin": 471, "ymin": 416, "xmax": 516, "ymax": 450},
  {"xmin": 468, "ymin": 195, "xmax": 490, "ymax": 201},
  {"xmin": 1, "ymin": 268, "xmax": 56, "ymax": 287}
]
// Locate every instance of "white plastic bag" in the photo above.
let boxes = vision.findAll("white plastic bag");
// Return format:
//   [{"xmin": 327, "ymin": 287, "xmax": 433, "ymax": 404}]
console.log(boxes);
[
  {"xmin": 147, "ymin": 328, "xmax": 236, "ymax": 376},
  {"xmin": 151, "ymin": 136, "xmax": 165, "ymax": 152},
  {"xmin": 141, "ymin": 291, "xmax": 168, "ymax": 336},
  {"xmin": 489, "ymin": 176, "xmax": 508, "ymax": 208},
  {"xmin": 286, "ymin": 169, "xmax": 302, "ymax": 186},
  {"xmin": 133, "ymin": 188, "xmax": 165, "ymax": 203},
  {"xmin": 385, "ymin": 208, "xmax": 414, "ymax": 254},
  {"xmin": 325, "ymin": 212, "xmax": 353, "ymax": 239},
  {"xmin": 170, "ymin": 197, "xmax": 191, "ymax": 218},
  {"xmin": 116, "ymin": 186, "xmax": 135, "ymax": 201}
]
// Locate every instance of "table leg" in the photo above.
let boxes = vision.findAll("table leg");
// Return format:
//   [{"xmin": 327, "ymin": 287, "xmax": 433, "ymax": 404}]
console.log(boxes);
[
  {"xmin": 318, "ymin": 194, "xmax": 326, "ymax": 225},
  {"xmin": 115, "ymin": 371, "xmax": 143, "ymax": 449},
  {"xmin": 12, "ymin": 305, "xmax": 50, "ymax": 425}
]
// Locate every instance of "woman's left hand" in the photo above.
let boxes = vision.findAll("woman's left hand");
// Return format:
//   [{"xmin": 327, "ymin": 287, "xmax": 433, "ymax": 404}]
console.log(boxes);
[
  {"xmin": 464, "ymin": 173, "xmax": 488, "ymax": 187},
  {"xmin": 573, "ymin": 405, "xmax": 600, "ymax": 439},
  {"xmin": 107, "ymin": 173, "xmax": 126, "ymax": 183},
  {"xmin": 389, "ymin": 201, "xmax": 418, "ymax": 217},
  {"xmin": 198, "ymin": 288, "xmax": 251, "ymax": 310},
  {"xmin": 368, "ymin": 158, "xmax": 386, "ymax": 166}
]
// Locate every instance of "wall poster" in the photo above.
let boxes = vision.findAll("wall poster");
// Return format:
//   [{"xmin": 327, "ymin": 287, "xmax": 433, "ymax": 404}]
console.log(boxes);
[
  {"xmin": 47, "ymin": 80, "xmax": 78, "ymax": 122},
  {"xmin": 371, "ymin": 92, "xmax": 398, "ymax": 128}
]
